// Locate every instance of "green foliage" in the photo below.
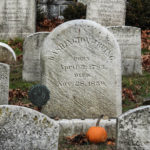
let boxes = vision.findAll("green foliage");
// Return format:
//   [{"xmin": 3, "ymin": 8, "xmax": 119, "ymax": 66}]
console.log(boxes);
[
  {"xmin": 126, "ymin": 0, "xmax": 150, "ymax": 29},
  {"xmin": 36, "ymin": 4, "xmax": 45, "ymax": 23},
  {"xmin": 63, "ymin": 2, "xmax": 86, "ymax": 21},
  {"xmin": 28, "ymin": 84, "xmax": 50, "ymax": 107}
]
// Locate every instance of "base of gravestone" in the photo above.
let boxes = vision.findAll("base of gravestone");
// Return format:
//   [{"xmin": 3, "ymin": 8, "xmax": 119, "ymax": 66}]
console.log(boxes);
[
  {"xmin": 58, "ymin": 119, "xmax": 116, "ymax": 140},
  {"xmin": 0, "ymin": 33, "xmax": 33, "ymax": 40}
]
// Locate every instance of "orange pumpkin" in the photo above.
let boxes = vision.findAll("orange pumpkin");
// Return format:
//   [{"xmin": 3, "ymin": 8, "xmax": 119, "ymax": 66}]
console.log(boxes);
[{"xmin": 86, "ymin": 115, "xmax": 107, "ymax": 143}]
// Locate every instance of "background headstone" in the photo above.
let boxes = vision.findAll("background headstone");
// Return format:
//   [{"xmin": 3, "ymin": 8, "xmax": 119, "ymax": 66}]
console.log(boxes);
[
  {"xmin": 0, "ymin": 42, "xmax": 16, "ymax": 64},
  {"xmin": 0, "ymin": 0, "xmax": 36, "ymax": 40},
  {"xmin": 86, "ymin": 0, "xmax": 126, "ymax": 26},
  {"xmin": 0, "ymin": 63, "xmax": 9, "ymax": 105},
  {"xmin": 23, "ymin": 32, "xmax": 49, "ymax": 81},
  {"xmin": 0, "ymin": 105, "xmax": 59, "ymax": 150},
  {"xmin": 41, "ymin": 20, "xmax": 122, "ymax": 119},
  {"xmin": 38, "ymin": 0, "xmax": 75, "ymax": 19},
  {"xmin": 107, "ymin": 26, "xmax": 142, "ymax": 75},
  {"xmin": 117, "ymin": 106, "xmax": 150, "ymax": 150}
]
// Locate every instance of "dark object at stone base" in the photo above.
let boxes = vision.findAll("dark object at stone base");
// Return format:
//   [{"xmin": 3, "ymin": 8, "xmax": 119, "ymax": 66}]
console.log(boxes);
[{"xmin": 28, "ymin": 84, "xmax": 50, "ymax": 107}]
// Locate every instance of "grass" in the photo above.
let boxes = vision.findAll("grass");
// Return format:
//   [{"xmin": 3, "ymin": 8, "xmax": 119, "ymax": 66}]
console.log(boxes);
[
  {"xmin": 141, "ymin": 48, "xmax": 150, "ymax": 55},
  {"xmin": 122, "ymin": 71, "xmax": 150, "ymax": 112}
]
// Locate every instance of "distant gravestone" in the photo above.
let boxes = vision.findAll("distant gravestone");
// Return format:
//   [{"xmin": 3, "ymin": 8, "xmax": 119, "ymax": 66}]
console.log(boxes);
[
  {"xmin": 23, "ymin": 32, "xmax": 49, "ymax": 81},
  {"xmin": 0, "ymin": 42, "xmax": 16, "ymax": 64},
  {"xmin": 0, "ymin": 63, "xmax": 9, "ymax": 105},
  {"xmin": 107, "ymin": 26, "xmax": 142, "ymax": 75},
  {"xmin": 86, "ymin": 0, "xmax": 126, "ymax": 26},
  {"xmin": 78, "ymin": 0, "xmax": 89, "ymax": 5},
  {"xmin": 41, "ymin": 20, "xmax": 122, "ymax": 119},
  {"xmin": 117, "ymin": 106, "xmax": 150, "ymax": 150},
  {"xmin": 0, "ymin": 0, "xmax": 36, "ymax": 39},
  {"xmin": 0, "ymin": 105, "xmax": 59, "ymax": 150}
]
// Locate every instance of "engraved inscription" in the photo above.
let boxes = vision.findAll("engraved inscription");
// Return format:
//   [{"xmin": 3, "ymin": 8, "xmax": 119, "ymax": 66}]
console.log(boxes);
[
  {"xmin": 87, "ymin": 0, "xmax": 126, "ymax": 26},
  {"xmin": 48, "ymin": 36, "xmax": 115, "ymax": 61}
]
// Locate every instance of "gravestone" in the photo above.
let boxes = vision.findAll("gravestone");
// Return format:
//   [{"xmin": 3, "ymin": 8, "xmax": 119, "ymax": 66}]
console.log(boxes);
[
  {"xmin": 23, "ymin": 32, "xmax": 49, "ymax": 82},
  {"xmin": 41, "ymin": 20, "xmax": 122, "ymax": 119},
  {"xmin": 0, "ymin": 42, "xmax": 16, "ymax": 64},
  {"xmin": 86, "ymin": 0, "xmax": 126, "ymax": 26},
  {"xmin": 0, "ymin": 0, "xmax": 36, "ymax": 40},
  {"xmin": 38, "ymin": 0, "xmax": 75, "ymax": 19},
  {"xmin": 117, "ymin": 106, "xmax": 150, "ymax": 150},
  {"xmin": 107, "ymin": 26, "xmax": 142, "ymax": 75},
  {"xmin": 0, "ymin": 63, "xmax": 9, "ymax": 105},
  {"xmin": 0, "ymin": 105, "xmax": 59, "ymax": 150}
]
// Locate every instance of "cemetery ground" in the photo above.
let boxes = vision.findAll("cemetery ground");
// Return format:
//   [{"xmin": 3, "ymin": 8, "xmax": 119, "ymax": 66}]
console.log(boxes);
[{"xmin": 0, "ymin": 38, "xmax": 150, "ymax": 150}]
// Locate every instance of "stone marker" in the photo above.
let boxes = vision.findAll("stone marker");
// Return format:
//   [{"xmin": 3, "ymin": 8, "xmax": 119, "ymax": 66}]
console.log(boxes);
[
  {"xmin": 86, "ymin": 0, "xmax": 126, "ymax": 26},
  {"xmin": 0, "ymin": 63, "xmax": 9, "ymax": 105},
  {"xmin": 41, "ymin": 20, "xmax": 122, "ymax": 119},
  {"xmin": 117, "ymin": 106, "xmax": 150, "ymax": 150},
  {"xmin": 0, "ymin": 42, "xmax": 16, "ymax": 64},
  {"xmin": 0, "ymin": 105, "xmax": 59, "ymax": 150},
  {"xmin": 23, "ymin": 32, "xmax": 49, "ymax": 81},
  {"xmin": 0, "ymin": 0, "xmax": 36, "ymax": 40},
  {"xmin": 107, "ymin": 26, "xmax": 142, "ymax": 75}
]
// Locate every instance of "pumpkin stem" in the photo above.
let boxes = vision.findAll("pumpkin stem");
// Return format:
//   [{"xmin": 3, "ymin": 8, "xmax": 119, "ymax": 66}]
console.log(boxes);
[{"xmin": 96, "ymin": 115, "xmax": 104, "ymax": 126}]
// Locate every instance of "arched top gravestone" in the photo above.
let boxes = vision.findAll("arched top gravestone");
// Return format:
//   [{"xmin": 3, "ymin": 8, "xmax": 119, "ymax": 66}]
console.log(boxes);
[
  {"xmin": 0, "ymin": 105, "xmax": 59, "ymax": 150},
  {"xmin": 0, "ymin": 42, "xmax": 16, "ymax": 64},
  {"xmin": 23, "ymin": 32, "xmax": 49, "ymax": 81},
  {"xmin": 117, "ymin": 106, "xmax": 150, "ymax": 150},
  {"xmin": 41, "ymin": 19, "xmax": 122, "ymax": 119}
]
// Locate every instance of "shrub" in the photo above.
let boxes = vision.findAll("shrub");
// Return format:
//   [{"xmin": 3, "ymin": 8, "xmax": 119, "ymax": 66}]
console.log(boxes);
[
  {"xmin": 63, "ymin": 2, "xmax": 86, "ymax": 21},
  {"xmin": 126, "ymin": 0, "xmax": 150, "ymax": 29},
  {"xmin": 36, "ymin": 4, "xmax": 45, "ymax": 23}
]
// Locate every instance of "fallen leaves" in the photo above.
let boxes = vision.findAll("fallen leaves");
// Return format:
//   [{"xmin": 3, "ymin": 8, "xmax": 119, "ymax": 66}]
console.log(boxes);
[
  {"xmin": 122, "ymin": 88, "xmax": 135, "ymax": 101},
  {"xmin": 66, "ymin": 133, "xmax": 88, "ymax": 145},
  {"xmin": 142, "ymin": 54, "xmax": 150, "ymax": 72},
  {"xmin": 142, "ymin": 30, "xmax": 150, "ymax": 50},
  {"xmin": 37, "ymin": 18, "xmax": 64, "ymax": 32},
  {"xmin": 9, "ymin": 89, "xmax": 28, "ymax": 102}
]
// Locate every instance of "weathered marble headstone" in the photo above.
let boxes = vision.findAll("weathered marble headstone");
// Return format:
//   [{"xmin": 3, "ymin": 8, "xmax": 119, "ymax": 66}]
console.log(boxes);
[
  {"xmin": 0, "ymin": 63, "xmax": 9, "ymax": 105},
  {"xmin": 0, "ymin": 105, "xmax": 59, "ymax": 150},
  {"xmin": 23, "ymin": 32, "xmax": 49, "ymax": 81},
  {"xmin": 86, "ymin": 0, "xmax": 126, "ymax": 26},
  {"xmin": 0, "ymin": 0, "xmax": 36, "ymax": 39},
  {"xmin": 107, "ymin": 26, "xmax": 142, "ymax": 75},
  {"xmin": 0, "ymin": 42, "xmax": 16, "ymax": 64},
  {"xmin": 117, "ymin": 106, "xmax": 150, "ymax": 150},
  {"xmin": 41, "ymin": 20, "xmax": 122, "ymax": 119}
]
